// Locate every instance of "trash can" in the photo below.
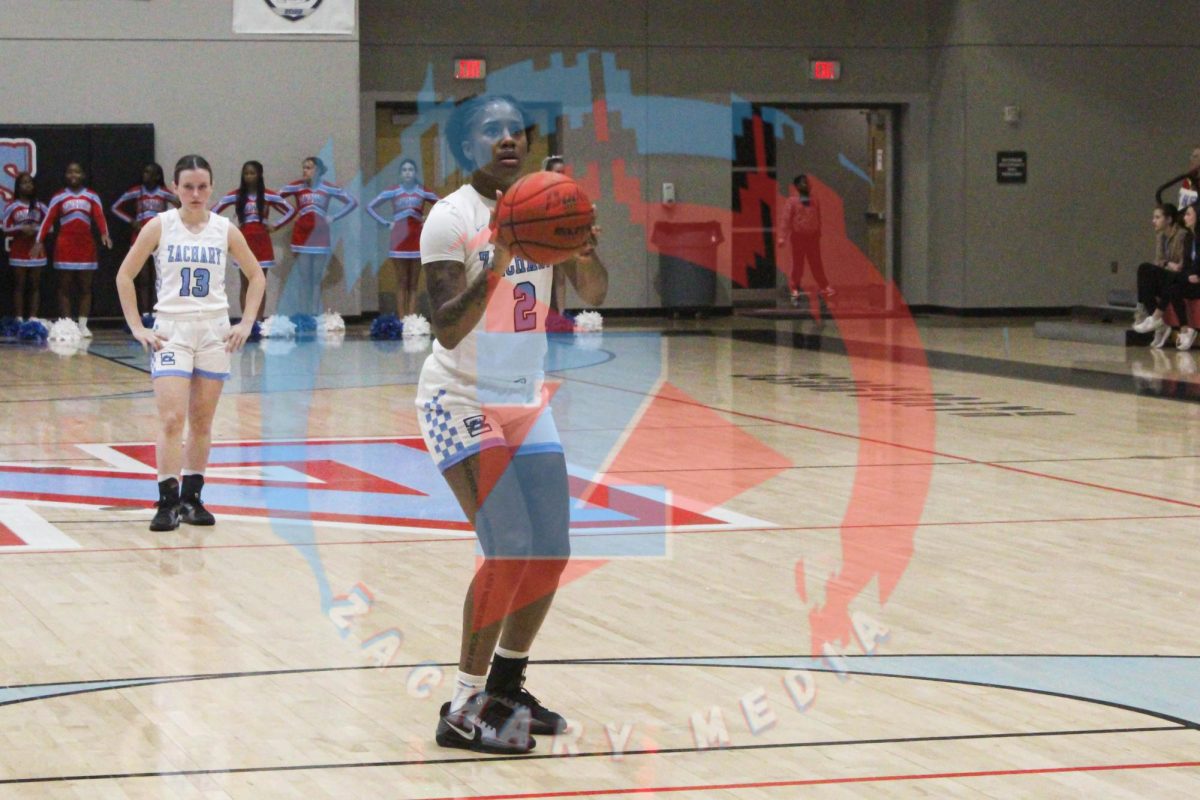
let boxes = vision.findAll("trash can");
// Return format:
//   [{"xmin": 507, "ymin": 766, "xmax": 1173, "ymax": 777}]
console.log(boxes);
[{"xmin": 652, "ymin": 221, "xmax": 723, "ymax": 315}]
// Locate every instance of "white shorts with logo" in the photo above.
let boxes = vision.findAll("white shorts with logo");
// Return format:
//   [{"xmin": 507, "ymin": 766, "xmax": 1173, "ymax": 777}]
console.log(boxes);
[
  {"xmin": 415, "ymin": 371, "xmax": 563, "ymax": 473},
  {"xmin": 151, "ymin": 312, "xmax": 232, "ymax": 381}
]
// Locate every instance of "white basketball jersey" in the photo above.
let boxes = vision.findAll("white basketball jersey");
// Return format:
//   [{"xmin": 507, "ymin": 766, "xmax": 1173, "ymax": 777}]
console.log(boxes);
[
  {"xmin": 153, "ymin": 209, "xmax": 231, "ymax": 316},
  {"xmin": 419, "ymin": 184, "xmax": 554, "ymax": 390}
]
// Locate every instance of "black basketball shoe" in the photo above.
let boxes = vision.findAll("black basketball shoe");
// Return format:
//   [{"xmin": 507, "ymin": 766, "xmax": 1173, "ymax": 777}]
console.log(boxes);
[
  {"xmin": 435, "ymin": 693, "xmax": 535, "ymax": 754},
  {"xmin": 150, "ymin": 499, "xmax": 180, "ymax": 532},
  {"xmin": 495, "ymin": 681, "xmax": 568, "ymax": 735},
  {"xmin": 179, "ymin": 474, "xmax": 215, "ymax": 526},
  {"xmin": 179, "ymin": 498, "xmax": 215, "ymax": 526}
]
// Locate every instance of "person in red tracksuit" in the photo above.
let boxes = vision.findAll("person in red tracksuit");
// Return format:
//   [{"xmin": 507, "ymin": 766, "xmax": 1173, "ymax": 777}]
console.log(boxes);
[
  {"xmin": 34, "ymin": 162, "xmax": 112, "ymax": 335},
  {"xmin": 777, "ymin": 173, "xmax": 833, "ymax": 303}
]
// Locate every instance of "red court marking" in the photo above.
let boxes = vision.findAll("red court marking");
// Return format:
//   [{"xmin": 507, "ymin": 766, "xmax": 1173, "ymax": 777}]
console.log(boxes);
[
  {"xmin": 0, "ymin": 462, "xmax": 425, "ymax": 495},
  {"xmin": 0, "ymin": 512, "xmax": 1194, "ymax": 559},
  {"xmin": 580, "ymin": 376, "xmax": 1200, "ymax": 512},
  {"xmin": 0, "ymin": 521, "xmax": 25, "ymax": 546},
  {"xmin": 417, "ymin": 760, "xmax": 1200, "ymax": 800},
  {"xmin": 603, "ymin": 383, "xmax": 791, "ymax": 509}
]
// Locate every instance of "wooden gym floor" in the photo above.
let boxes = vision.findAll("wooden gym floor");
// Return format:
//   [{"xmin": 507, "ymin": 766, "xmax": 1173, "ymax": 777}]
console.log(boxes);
[{"xmin": 0, "ymin": 311, "xmax": 1198, "ymax": 798}]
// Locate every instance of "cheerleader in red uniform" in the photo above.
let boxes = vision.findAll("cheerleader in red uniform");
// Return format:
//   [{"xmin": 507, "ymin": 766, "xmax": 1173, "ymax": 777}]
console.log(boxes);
[
  {"xmin": 279, "ymin": 156, "xmax": 357, "ymax": 315},
  {"xmin": 112, "ymin": 163, "xmax": 179, "ymax": 314},
  {"xmin": 34, "ymin": 162, "xmax": 112, "ymax": 336},
  {"xmin": 366, "ymin": 158, "xmax": 438, "ymax": 316},
  {"xmin": 212, "ymin": 160, "xmax": 296, "ymax": 321},
  {"xmin": 2, "ymin": 172, "xmax": 49, "ymax": 319}
]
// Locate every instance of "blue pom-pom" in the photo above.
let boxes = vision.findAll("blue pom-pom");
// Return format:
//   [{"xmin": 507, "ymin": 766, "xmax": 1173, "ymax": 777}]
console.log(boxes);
[
  {"xmin": 249, "ymin": 320, "xmax": 263, "ymax": 341},
  {"xmin": 289, "ymin": 313, "xmax": 318, "ymax": 334},
  {"xmin": 370, "ymin": 313, "xmax": 403, "ymax": 340},
  {"xmin": 18, "ymin": 319, "xmax": 48, "ymax": 341},
  {"xmin": 141, "ymin": 312, "xmax": 156, "ymax": 329},
  {"xmin": 0, "ymin": 317, "xmax": 20, "ymax": 338}
]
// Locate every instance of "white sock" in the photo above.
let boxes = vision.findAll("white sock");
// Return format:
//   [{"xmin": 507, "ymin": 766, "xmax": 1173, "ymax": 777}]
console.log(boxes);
[
  {"xmin": 494, "ymin": 646, "xmax": 530, "ymax": 659},
  {"xmin": 449, "ymin": 670, "xmax": 487, "ymax": 714},
  {"xmin": 79, "ymin": 316, "xmax": 88, "ymax": 326}
]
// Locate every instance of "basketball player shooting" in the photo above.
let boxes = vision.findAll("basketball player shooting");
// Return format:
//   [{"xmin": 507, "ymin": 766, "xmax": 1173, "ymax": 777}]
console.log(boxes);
[{"xmin": 415, "ymin": 93, "xmax": 606, "ymax": 754}]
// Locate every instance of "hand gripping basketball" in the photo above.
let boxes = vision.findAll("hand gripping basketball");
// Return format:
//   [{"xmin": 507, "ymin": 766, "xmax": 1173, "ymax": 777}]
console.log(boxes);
[{"xmin": 493, "ymin": 172, "xmax": 596, "ymax": 265}]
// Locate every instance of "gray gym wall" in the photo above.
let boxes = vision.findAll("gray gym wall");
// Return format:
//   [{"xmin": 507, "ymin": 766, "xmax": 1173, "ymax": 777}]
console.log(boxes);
[
  {"xmin": 0, "ymin": 0, "xmax": 361, "ymax": 316},
  {"xmin": 4, "ymin": 1, "xmax": 1192, "ymax": 313}
]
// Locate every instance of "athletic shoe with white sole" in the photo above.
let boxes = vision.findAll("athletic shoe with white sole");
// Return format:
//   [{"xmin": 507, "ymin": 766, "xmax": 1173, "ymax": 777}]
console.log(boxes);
[
  {"xmin": 1151, "ymin": 324, "xmax": 1173, "ymax": 349},
  {"xmin": 1177, "ymin": 327, "xmax": 1197, "ymax": 351},
  {"xmin": 435, "ymin": 693, "xmax": 535, "ymax": 754},
  {"xmin": 1133, "ymin": 314, "xmax": 1164, "ymax": 334}
]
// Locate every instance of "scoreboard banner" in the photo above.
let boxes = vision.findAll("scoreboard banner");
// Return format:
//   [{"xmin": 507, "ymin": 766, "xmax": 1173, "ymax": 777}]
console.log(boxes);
[{"xmin": 232, "ymin": 0, "xmax": 356, "ymax": 34}]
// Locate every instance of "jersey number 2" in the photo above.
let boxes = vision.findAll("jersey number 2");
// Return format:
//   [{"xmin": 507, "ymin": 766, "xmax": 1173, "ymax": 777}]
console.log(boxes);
[
  {"xmin": 178, "ymin": 267, "xmax": 211, "ymax": 298},
  {"xmin": 513, "ymin": 281, "xmax": 537, "ymax": 332}
]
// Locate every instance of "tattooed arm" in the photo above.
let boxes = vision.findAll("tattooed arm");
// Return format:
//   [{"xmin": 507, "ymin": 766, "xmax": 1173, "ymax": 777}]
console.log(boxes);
[{"xmin": 425, "ymin": 244, "xmax": 513, "ymax": 350}]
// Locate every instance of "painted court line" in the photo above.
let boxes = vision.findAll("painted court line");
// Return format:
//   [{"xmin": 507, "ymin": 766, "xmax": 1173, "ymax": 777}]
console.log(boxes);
[{"xmin": 415, "ymin": 760, "xmax": 1200, "ymax": 799}]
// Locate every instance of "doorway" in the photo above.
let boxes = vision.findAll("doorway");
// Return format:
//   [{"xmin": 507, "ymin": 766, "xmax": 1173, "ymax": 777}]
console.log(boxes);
[{"xmin": 731, "ymin": 104, "xmax": 897, "ymax": 308}]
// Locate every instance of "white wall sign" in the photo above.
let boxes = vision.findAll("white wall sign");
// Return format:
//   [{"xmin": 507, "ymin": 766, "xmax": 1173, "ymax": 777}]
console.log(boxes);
[{"xmin": 233, "ymin": 0, "xmax": 356, "ymax": 34}]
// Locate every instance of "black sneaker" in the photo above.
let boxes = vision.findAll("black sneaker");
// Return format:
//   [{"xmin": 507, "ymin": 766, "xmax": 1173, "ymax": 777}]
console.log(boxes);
[
  {"xmin": 496, "ymin": 684, "xmax": 568, "ymax": 735},
  {"xmin": 150, "ymin": 500, "xmax": 180, "ymax": 532},
  {"xmin": 179, "ymin": 498, "xmax": 215, "ymax": 526},
  {"xmin": 435, "ymin": 694, "xmax": 535, "ymax": 754}
]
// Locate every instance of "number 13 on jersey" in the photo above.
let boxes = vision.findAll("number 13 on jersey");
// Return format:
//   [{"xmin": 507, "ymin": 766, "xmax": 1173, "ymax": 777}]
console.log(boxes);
[{"xmin": 178, "ymin": 267, "xmax": 211, "ymax": 298}]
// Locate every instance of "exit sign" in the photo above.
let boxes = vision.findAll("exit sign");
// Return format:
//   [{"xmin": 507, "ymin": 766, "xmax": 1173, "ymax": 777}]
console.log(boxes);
[
  {"xmin": 809, "ymin": 60, "xmax": 841, "ymax": 81},
  {"xmin": 454, "ymin": 58, "xmax": 487, "ymax": 80}
]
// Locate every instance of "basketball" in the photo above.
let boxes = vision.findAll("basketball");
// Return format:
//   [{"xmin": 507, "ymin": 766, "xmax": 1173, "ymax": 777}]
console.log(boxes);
[{"xmin": 495, "ymin": 172, "xmax": 595, "ymax": 265}]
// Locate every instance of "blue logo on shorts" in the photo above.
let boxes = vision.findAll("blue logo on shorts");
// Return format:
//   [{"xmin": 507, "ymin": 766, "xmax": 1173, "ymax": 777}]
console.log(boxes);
[
  {"xmin": 463, "ymin": 415, "xmax": 491, "ymax": 437},
  {"xmin": 160, "ymin": 352, "xmax": 176, "ymax": 366}
]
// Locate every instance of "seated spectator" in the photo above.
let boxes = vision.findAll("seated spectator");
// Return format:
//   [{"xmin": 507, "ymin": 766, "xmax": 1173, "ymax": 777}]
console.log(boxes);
[
  {"xmin": 1165, "ymin": 202, "xmax": 1200, "ymax": 350},
  {"xmin": 1132, "ymin": 203, "xmax": 1189, "ymax": 348}
]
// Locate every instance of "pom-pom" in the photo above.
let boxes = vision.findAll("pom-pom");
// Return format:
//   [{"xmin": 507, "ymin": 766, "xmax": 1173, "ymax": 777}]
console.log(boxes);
[
  {"xmin": 48, "ymin": 318, "xmax": 82, "ymax": 342},
  {"xmin": 261, "ymin": 314, "xmax": 297, "ymax": 338},
  {"xmin": 370, "ymin": 313, "xmax": 403, "ymax": 340},
  {"xmin": 141, "ymin": 312, "xmax": 156, "ymax": 329},
  {"xmin": 546, "ymin": 311, "xmax": 575, "ymax": 333},
  {"xmin": 249, "ymin": 320, "xmax": 263, "ymax": 341},
  {"xmin": 0, "ymin": 317, "xmax": 20, "ymax": 338},
  {"xmin": 289, "ymin": 314, "xmax": 318, "ymax": 334},
  {"xmin": 401, "ymin": 313, "xmax": 430, "ymax": 338},
  {"xmin": 403, "ymin": 335, "xmax": 432, "ymax": 354},
  {"xmin": 317, "ymin": 311, "xmax": 346, "ymax": 333},
  {"xmin": 573, "ymin": 310, "xmax": 603, "ymax": 332},
  {"xmin": 18, "ymin": 319, "xmax": 49, "ymax": 341},
  {"xmin": 49, "ymin": 339, "xmax": 87, "ymax": 357}
]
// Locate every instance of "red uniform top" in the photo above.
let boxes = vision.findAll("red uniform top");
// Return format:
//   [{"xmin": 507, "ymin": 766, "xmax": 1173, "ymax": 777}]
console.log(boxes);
[
  {"xmin": 2, "ymin": 200, "xmax": 50, "ymax": 267},
  {"xmin": 37, "ymin": 188, "xmax": 109, "ymax": 269},
  {"xmin": 280, "ymin": 180, "xmax": 357, "ymax": 255}
]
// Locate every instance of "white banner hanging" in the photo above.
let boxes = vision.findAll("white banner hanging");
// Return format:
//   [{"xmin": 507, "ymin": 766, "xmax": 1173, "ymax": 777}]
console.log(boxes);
[{"xmin": 233, "ymin": 0, "xmax": 356, "ymax": 34}]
